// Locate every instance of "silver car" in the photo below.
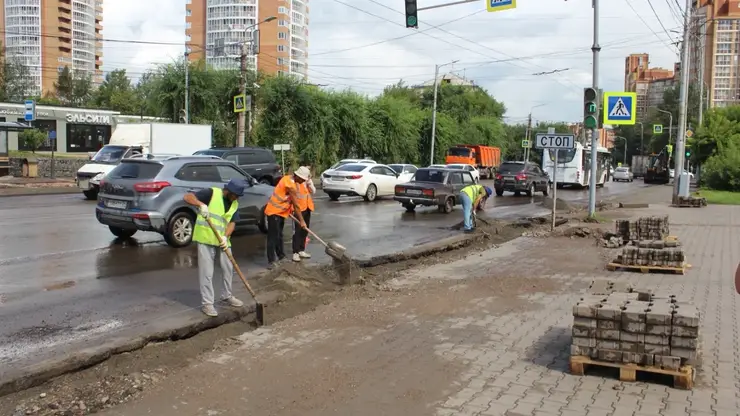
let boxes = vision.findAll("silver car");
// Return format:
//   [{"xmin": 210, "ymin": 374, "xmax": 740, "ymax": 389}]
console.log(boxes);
[{"xmin": 95, "ymin": 155, "xmax": 271, "ymax": 247}]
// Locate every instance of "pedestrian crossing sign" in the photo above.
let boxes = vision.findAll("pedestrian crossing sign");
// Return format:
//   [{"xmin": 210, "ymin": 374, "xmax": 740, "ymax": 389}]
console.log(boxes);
[
  {"xmin": 233, "ymin": 94, "xmax": 246, "ymax": 113},
  {"xmin": 603, "ymin": 92, "xmax": 637, "ymax": 125},
  {"xmin": 653, "ymin": 124, "xmax": 663, "ymax": 134}
]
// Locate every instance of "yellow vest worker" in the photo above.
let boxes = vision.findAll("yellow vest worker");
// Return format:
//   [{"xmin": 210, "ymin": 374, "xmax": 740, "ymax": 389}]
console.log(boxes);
[
  {"xmin": 292, "ymin": 167, "xmax": 315, "ymax": 262},
  {"xmin": 265, "ymin": 167, "xmax": 309, "ymax": 267},
  {"xmin": 459, "ymin": 184, "xmax": 492, "ymax": 233}
]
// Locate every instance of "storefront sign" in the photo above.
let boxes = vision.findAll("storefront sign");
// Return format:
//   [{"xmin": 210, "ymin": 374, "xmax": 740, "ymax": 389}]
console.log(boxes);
[
  {"xmin": 0, "ymin": 107, "xmax": 50, "ymax": 117},
  {"xmin": 66, "ymin": 113, "xmax": 111, "ymax": 125}
]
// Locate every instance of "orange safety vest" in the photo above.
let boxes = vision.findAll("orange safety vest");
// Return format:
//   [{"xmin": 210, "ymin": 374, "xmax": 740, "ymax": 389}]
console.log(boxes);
[
  {"xmin": 296, "ymin": 182, "xmax": 314, "ymax": 212},
  {"xmin": 265, "ymin": 176, "xmax": 297, "ymax": 217}
]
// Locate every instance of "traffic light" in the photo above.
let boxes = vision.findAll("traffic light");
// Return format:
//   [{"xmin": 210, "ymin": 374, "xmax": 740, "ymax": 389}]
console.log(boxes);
[
  {"xmin": 405, "ymin": 0, "xmax": 418, "ymax": 28},
  {"xmin": 685, "ymin": 146, "xmax": 691, "ymax": 158},
  {"xmin": 583, "ymin": 87, "xmax": 598, "ymax": 129}
]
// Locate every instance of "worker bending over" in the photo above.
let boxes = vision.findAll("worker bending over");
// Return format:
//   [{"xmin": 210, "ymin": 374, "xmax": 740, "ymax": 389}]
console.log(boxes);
[
  {"xmin": 184, "ymin": 179, "xmax": 247, "ymax": 317},
  {"xmin": 292, "ymin": 164, "xmax": 315, "ymax": 262},
  {"xmin": 264, "ymin": 167, "xmax": 308, "ymax": 268},
  {"xmin": 459, "ymin": 184, "xmax": 492, "ymax": 233}
]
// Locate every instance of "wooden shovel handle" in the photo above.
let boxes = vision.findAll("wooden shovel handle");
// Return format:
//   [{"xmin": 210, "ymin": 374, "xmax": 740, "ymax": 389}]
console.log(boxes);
[{"xmin": 205, "ymin": 217, "xmax": 257, "ymax": 299}]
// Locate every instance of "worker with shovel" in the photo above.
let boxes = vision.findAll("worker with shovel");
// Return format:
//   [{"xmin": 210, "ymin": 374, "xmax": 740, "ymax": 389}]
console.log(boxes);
[
  {"xmin": 184, "ymin": 179, "xmax": 247, "ymax": 317},
  {"xmin": 292, "ymin": 164, "xmax": 315, "ymax": 262},
  {"xmin": 265, "ymin": 167, "xmax": 308, "ymax": 268},
  {"xmin": 459, "ymin": 184, "xmax": 492, "ymax": 233}
]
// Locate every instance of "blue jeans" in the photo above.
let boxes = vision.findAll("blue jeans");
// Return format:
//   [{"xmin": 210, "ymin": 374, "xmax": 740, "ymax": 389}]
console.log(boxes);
[{"xmin": 460, "ymin": 192, "xmax": 473, "ymax": 231}]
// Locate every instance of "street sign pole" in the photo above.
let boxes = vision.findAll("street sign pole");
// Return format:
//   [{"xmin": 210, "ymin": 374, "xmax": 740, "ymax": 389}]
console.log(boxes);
[
  {"xmin": 535, "ymin": 133, "xmax": 575, "ymax": 232},
  {"xmin": 273, "ymin": 143, "xmax": 291, "ymax": 173},
  {"xmin": 588, "ymin": 0, "xmax": 601, "ymax": 217},
  {"xmin": 552, "ymin": 151, "xmax": 558, "ymax": 232}
]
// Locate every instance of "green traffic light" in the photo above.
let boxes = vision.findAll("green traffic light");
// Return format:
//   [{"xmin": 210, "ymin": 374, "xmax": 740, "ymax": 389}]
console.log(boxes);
[
  {"xmin": 407, "ymin": 16, "xmax": 417, "ymax": 26},
  {"xmin": 586, "ymin": 102, "xmax": 596, "ymax": 114},
  {"xmin": 584, "ymin": 115, "xmax": 598, "ymax": 129}
]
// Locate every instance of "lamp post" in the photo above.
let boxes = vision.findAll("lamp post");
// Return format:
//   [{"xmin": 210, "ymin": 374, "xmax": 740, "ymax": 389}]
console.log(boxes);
[
  {"xmin": 615, "ymin": 136, "xmax": 628, "ymax": 166},
  {"xmin": 430, "ymin": 59, "xmax": 459, "ymax": 165},
  {"xmin": 656, "ymin": 109, "xmax": 673, "ymax": 145},
  {"xmin": 524, "ymin": 103, "xmax": 546, "ymax": 164},
  {"xmin": 636, "ymin": 121, "xmax": 644, "ymax": 155}
]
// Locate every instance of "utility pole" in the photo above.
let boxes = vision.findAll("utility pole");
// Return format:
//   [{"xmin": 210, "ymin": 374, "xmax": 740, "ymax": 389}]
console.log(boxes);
[
  {"xmin": 237, "ymin": 40, "xmax": 248, "ymax": 147},
  {"xmin": 587, "ymin": 0, "xmax": 601, "ymax": 217},
  {"xmin": 698, "ymin": 16, "xmax": 706, "ymax": 126},
  {"xmin": 430, "ymin": 64, "xmax": 440, "ymax": 166},
  {"xmin": 184, "ymin": 51, "xmax": 189, "ymax": 124},
  {"xmin": 674, "ymin": 0, "xmax": 692, "ymax": 199},
  {"xmin": 636, "ymin": 121, "xmax": 644, "ymax": 155}
]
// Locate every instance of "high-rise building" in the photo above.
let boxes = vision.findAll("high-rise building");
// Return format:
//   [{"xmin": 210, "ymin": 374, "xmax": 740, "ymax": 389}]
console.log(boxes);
[
  {"xmin": 0, "ymin": 0, "xmax": 104, "ymax": 97},
  {"xmin": 185, "ymin": 0, "xmax": 308, "ymax": 78},
  {"xmin": 624, "ymin": 53, "xmax": 675, "ymax": 120}
]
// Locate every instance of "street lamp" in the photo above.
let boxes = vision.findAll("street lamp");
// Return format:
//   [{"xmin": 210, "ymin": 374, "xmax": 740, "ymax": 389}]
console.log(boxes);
[
  {"xmin": 636, "ymin": 121, "xmax": 644, "ymax": 156},
  {"xmin": 656, "ymin": 109, "xmax": 673, "ymax": 145},
  {"xmin": 430, "ymin": 59, "xmax": 459, "ymax": 165},
  {"xmin": 524, "ymin": 103, "xmax": 547, "ymax": 164},
  {"xmin": 615, "ymin": 136, "xmax": 628, "ymax": 166}
]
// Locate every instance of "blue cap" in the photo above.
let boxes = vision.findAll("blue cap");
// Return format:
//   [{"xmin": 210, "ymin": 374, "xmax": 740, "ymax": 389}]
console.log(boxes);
[
  {"xmin": 484, "ymin": 186, "xmax": 493, "ymax": 196},
  {"xmin": 225, "ymin": 178, "xmax": 247, "ymax": 197}
]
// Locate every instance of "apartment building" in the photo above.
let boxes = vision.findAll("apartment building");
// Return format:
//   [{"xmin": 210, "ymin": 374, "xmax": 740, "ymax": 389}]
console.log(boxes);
[
  {"xmin": 0, "ymin": 0, "xmax": 103, "ymax": 97},
  {"xmin": 624, "ymin": 53, "xmax": 675, "ymax": 119},
  {"xmin": 185, "ymin": 0, "xmax": 308, "ymax": 78}
]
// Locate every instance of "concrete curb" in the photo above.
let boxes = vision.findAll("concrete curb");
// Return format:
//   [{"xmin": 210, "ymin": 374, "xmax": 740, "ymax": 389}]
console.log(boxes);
[
  {"xmin": 0, "ymin": 187, "xmax": 80, "ymax": 198},
  {"xmin": 0, "ymin": 233, "xmax": 484, "ymax": 397}
]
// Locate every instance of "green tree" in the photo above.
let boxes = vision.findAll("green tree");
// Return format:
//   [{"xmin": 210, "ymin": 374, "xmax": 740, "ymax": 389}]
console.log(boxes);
[
  {"xmin": 53, "ymin": 66, "xmax": 93, "ymax": 106},
  {"xmin": 93, "ymin": 69, "xmax": 140, "ymax": 113},
  {"xmin": 19, "ymin": 128, "xmax": 47, "ymax": 152},
  {"xmin": 0, "ymin": 49, "xmax": 35, "ymax": 101}
]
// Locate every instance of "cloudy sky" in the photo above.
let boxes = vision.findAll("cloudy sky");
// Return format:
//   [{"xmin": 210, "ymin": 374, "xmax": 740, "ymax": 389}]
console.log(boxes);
[{"xmin": 102, "ymin": 0, "xmax": 684, "ymax": 124}]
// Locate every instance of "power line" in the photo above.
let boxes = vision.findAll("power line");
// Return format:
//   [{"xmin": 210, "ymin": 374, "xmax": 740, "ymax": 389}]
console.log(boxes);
[
  {"xmin": 645, "ymin": 0, "xmax": 679, "ymax": 51},
  {"xmin": 623, "ymin": 0, "xmax": 677, "ymax": 52}
]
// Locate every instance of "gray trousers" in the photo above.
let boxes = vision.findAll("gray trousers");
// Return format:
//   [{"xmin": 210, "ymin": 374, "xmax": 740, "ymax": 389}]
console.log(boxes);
[{"xmin": 197, "ymin": 243, "xmax": 234, "ymax": 306}]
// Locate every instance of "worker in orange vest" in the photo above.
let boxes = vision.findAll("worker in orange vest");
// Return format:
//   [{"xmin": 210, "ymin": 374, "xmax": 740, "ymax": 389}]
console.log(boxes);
[
  {"xmin": 292, "ymin": 164, "xmax": 315, "ymax": 262},
  {"xmin": 264, "ymin": 166, "xmax": 308, "ymax": 269}
]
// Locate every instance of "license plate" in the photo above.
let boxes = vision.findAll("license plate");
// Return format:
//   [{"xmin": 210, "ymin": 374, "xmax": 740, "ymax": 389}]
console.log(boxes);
[
  {"xmin": 78, "ymin": 180, "xmax": 89, "ymax": 189},
  {"xmin": 105, "ymin": 199, "xmax": 127, "ymax": 209},
  {"xmin": 332, "ymin": 177, "xmax": 344, "ymax": 181},
  {"xmin": 406, "ymin": 189, "xmax": 422, "ymax": 195}
]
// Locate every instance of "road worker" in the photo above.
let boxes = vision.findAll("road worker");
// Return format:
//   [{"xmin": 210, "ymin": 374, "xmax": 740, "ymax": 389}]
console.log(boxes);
[
  {"xmin": 292, "ymin": 164, "xmax": 315, "ymax": 262},
  {"xmin": 184, "ymin": 179, "xmax": 247, "ymax": 317},
  {"xmin": 264, "ymin": 166, "xmax": 308, "ymax": 268},
  {"xmin": 459, "ymin": 183, "xmax": 492, "ymax": 233}
]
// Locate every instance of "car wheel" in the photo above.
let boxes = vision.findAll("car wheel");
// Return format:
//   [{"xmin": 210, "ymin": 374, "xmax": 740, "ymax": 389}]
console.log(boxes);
[
  {"xmin": 525, "ymin": 183, "xmax": 534, "ymax": 197},
  {"xmin": 83, "ymin": 190, "xmax": 98, "ymax": 200},
  {"xmin": 259, "ymin": 177, "xmax": 273, "ymax": 186},
  {"xmin": 257, "ymin": 206, "xmax": 268, "ymax": 234},
  {"xmin": 164, "ymin": 211, "xmax": 195, "ymax": 248},
  {"xmin": 438, "ymin": 197, "xmax": 454, "ymax": 213},
  {"xmin": 109, "ymin": 226, "xmax": 136, "ymax": 239},
  {"xmin": 542, "ymin": 184, "xmax": 549, "ymax": 196},
  {"xmin": 495, "ymin": 189, "xmax": 504, "ymax": 197},
  {"xmin": 403, "ymin": 203, "xmax": 416, "ymax": 213},
  {"xmin": 364, "ymin": 184, "xmax": 377, "ymax": 202},
  {"xmin": 327, "ymin": 192, "xmax": 340, "ymax": 201}
]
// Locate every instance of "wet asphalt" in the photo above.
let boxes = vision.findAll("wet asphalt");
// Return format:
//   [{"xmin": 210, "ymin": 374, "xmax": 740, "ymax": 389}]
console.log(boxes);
[{"xmin": 0, "ymin": 180, "xmax": 643, "ymax": 382}]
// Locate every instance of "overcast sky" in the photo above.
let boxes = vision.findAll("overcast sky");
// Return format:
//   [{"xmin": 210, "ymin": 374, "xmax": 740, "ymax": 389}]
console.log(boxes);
[{"xmin": 102, "ymin": 0, "xmax": 683, "ymax": 124}]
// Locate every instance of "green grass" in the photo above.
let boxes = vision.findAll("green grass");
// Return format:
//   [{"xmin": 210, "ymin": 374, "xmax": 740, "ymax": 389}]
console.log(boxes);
[
  {"xmin": 693, "ymin": 189, "xmax": 740, "ymax": 205},
  {"xmin": 9, "ymin": 150, "xmax": 89, "ymax": 159}
]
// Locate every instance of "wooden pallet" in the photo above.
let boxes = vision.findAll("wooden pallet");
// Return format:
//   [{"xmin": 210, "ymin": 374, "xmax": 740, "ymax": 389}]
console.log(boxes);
[
  {"xmin": 570, "ymin": 355, "xmax": 694, "ymax": 390},
  {"xmin": 606, "ymin": 262, "xmax": 687, "ymax": 275},
  {"xmin": 664, "ymin": 235, "xmax": 678, "ymax": 242}
]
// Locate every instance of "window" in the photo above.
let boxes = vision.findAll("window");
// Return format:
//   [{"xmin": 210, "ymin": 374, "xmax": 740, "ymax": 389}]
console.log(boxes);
[
  {"xmin": 718, "ymin": 19, "xmax": 733, "ymax": 30},
  {"xmin": 278, "ymin": 32, "xmax": 288, "ymax": 40},
  {"xmin": 715, "ymin": 78, "xmax": 731, "ymax": 88},
  {"xmin": 175, "ymin": 164, "xmax": 222, "ymax": 182},
  {"xmin": 225, "ymin": 154, "xmax": 239, "ymax": 164},
  {"xmin": 715, "ymin": 66, "xmax": 731, "ymax": 77},
  {"xmin": 107, "ymin": 162, "xmax": 163, "ymax": 180},
  {"xmin": 414, "ymin": 169, "xmax": 445, "ymax": 183},
  {"xmin": 388, "ymin": 164, "xmax": 403, "ymax": 174},
  {"xmin": 462, "ymin": 173, "xmax": 475, "ymax": 185},
  {"xmin": 380, "ymin": 167, "xmax": 397, "ymax": 176},
  {"xmin": 217, "ymin": 165, "xmax": 248, "ymax": 182},
  {"xmin": 717, "ymin": 42, "xmax": 732, "ymax": 54},
  {"xmin": 548, "ymin": 148, "xmax": 577, "ymax": 163},
  {"xmin": 277, "ymin": 58, "xmax": 286, "ymax": 66},
  {"xmin": 499, "ymin": 163, "xmax": 526, "ymax": 174},
  {"xmin": 716, "ymin": 55, "xmax": 731, "ymax": 66},
  {"xmin": 336, "ymin": 164, "xmax": 367, "ymax": 172},
  {"xmin": 446, "ymin": 147, "xmax": 471, "ymax": 157},
  {"xmin": 66, "ymin": 124, "xmax": 111, "ymax": 153},
  {"xmin": 277, "ymin": 45, "xmax": 285, "ymax": 52},
  {"xmin": 278, "ymin": 19, "xmax": 288, "ymax": 26},
  {"xmin": 404, "ymin": 166, "xmax": 417, "ymax": 174},
  {"xmin": 278, "ymin": 6, "xmax": 288, "ymax": 14},
  {"xmin": 449, "ymin": 172, "xmax": 463, "ymax": 184},
  {"xmin": 186, "ymin": 8, "xmax": 192, "ymax": 16},
  {"xmin": 717, "ymin": 32, "xmax": 732, "ymax": 42},
  {"xmin": 186, "ymin": 22, "xmax": 191, "ymax": 29}
]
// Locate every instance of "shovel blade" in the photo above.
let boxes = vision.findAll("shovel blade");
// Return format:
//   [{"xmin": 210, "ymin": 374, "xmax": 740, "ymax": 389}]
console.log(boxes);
[{"xmin": 254, "ymin": 302, "xmax": 265, "ymax": 326}]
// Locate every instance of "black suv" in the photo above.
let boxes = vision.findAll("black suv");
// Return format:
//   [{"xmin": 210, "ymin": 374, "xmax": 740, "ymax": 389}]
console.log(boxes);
[
  {"xmin": 193, "ymin": 147, "xmax": 282, "ymax": 185},
  {"xmin": 494, "ymin": 161, "xmax": 549, "ymax": 197}
]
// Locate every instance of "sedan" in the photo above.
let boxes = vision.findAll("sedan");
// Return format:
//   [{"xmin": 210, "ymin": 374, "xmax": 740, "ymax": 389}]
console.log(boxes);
[
  {"xmin": 613, "ymin": 167, "xmax": 634, "ymax": 182},
  {"xmin": 320, "ymin": 158, "xmax": 376, "ymax": 187},
  {"xmin": 322, "ymin": 163, "xmax": 401, "ymax": 202},
  {"xmin": 388, "ymin": 164, "xmax": 418, "ymax": 183},
  {"xmin": 428, "ymin": 164, "xmax": 447, "ymax": 169},
  {"xmin": 446, "ymin": 163, "xmax": 479, "ymax": 182}
]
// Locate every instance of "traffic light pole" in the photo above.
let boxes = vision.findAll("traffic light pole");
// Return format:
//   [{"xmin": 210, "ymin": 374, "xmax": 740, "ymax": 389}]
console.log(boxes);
[
  {"xmin": 673, "ymin": 0, "xmax": 692, "ymax": 200},
  {"xmin": 587, "ymin": 0, "xmax": 601, "ymax": 217}
]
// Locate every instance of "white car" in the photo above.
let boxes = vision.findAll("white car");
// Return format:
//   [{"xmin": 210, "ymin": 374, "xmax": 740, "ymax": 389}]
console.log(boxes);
[
  {"xmin": 446, "ymin": 163, "xmax": 479, "ymax": 183},
  {"xmin": 613, "ymin": 167, "xmax": 634, "ymax": 182},
  {"xmin": 670, "ymin": 169, "xmax": 694, "ymax": 179},
  {"xmin": 322, "ymin": 163, "xmax": 402, "ymax": 202},
  {"xmin": 428, "ymin": 164, "xmax": 447, "ymax": 169},
  {"xmin": 388, "ymin": 164, "xmax": 418, "ymax": 183},
  {"xmin": 321, "ymin": 158, "xmax": 376, "ymax": 187}
]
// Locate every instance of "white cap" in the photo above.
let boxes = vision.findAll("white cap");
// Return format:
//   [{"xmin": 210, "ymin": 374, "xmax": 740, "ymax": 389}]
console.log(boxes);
[{"xmin": 294, "ymin": 166, "xmax": 310, "ymax": 180}]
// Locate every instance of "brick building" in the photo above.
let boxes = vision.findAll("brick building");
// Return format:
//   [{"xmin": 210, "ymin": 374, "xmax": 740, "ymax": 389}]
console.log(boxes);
[{"xmin": 624, "ymin": 54, "xmax": 675, "ymax": 120}]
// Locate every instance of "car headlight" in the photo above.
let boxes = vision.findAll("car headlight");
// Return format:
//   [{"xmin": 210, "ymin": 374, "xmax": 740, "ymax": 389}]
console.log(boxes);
[{"xmin": 91, "ymin": 173, "xmax": 104, "ymax": 183}]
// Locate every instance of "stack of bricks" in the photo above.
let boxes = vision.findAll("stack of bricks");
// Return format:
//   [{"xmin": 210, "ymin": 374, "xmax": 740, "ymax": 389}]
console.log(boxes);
[
  {"xmin": 617, "ymin": 242, "xmax": 685, "ymax": 268},
  {"xmin": 571, "ymin": 280, "xmax": 701, "ymax": 371},
  {"xmin": 676, "ymin": 195, "xmax": 707, "ymax": 207},
  {"xmin": 615, "ymin": 216, "xmax": 670, "ymax": 242}
]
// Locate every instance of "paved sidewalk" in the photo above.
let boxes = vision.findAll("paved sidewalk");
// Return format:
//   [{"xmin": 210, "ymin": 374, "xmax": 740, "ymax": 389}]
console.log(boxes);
[{"xmin": 103, "ymin": 204, "xmax": 740, "ymax": 416}]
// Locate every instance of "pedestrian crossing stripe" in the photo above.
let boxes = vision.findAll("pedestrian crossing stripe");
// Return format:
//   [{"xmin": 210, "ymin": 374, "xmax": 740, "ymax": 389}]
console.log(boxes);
[{"xmin": 603, "ymin": 91, "xmax": 637, "ymax": 125}]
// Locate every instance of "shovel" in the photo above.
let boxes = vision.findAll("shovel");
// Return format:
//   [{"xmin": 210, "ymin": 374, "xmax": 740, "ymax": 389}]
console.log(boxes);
[
  {"xmin": 205, "ymin": 217, "xmax": 264, "ymax": 326},
  {"xmin": 289, "ymin": 214, "xmax": 350, "ymax": 262}
]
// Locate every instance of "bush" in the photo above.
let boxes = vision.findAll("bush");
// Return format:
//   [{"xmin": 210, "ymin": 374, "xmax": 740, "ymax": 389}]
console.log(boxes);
[
  {"xmin": 701, "ymin": 138, "xmax": 740, "ymax": 191},
  {"xmin": 19, "ymin": 129, "xmax": 48, "ymax": 152}
]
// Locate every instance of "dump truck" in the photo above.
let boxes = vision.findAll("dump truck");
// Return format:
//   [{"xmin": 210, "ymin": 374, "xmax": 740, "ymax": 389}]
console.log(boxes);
[
  {"xmin": 631, "ymin": 154, "xmax": 650, "ymax": 178},
  {"xmin": 444, "ymin": 145, "xmax": 501, "ymax": 179},
  {"xmin": 644, "ymin": 146, "xmax": 670, "ymax": 184}
]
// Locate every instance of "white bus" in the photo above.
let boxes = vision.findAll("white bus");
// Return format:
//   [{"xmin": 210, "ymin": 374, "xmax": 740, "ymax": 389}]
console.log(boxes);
[{"xmin": 541, "ymin": 142, "xmax": 611, "ymax": 188}]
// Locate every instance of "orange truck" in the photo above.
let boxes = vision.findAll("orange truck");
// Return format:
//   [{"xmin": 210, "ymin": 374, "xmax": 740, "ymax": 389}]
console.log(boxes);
[{"xmin": 444, "ymin": 145, "xmax": 501, "ymax": 179}]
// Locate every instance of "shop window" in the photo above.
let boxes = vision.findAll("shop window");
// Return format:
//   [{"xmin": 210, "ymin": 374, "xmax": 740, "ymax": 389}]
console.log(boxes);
[{"xmin": 66, "ymin": 123, "xmax": 111, "ymax": 152}]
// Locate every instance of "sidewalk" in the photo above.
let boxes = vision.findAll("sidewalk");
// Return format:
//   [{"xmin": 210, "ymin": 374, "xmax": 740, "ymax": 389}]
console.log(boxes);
[
  {"xmin": 0, "ymin": 176, "xmax": 77, "ymax": 196},
  {"xmin": 94, "ymin": 203, "xmax": 739, "ymax": 416}
]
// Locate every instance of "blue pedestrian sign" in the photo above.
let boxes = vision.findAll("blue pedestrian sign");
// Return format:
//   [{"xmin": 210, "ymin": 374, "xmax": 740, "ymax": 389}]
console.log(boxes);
[
  {"xmin": 487, "ymin": 0, "xmax": 516, "ymax": 13},
  {"xmin": 24, "ymin": 99, "xmax": 35, "ymax": 122},
  {"xmin": 603, "ymin": 92, "xmax": 636, "ymax": 125}
]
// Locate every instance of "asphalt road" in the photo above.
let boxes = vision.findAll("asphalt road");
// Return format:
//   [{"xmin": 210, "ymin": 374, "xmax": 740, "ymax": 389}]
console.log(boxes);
[{"xmin": 0, "ymin": 180, "xmax": 641, "ymax": 383}]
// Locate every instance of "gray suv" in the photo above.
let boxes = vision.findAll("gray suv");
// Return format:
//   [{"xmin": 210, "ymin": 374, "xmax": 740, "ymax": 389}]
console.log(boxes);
[{"xmin": 95, "ymin": 155, "xmax": 272, "ymax": 247}]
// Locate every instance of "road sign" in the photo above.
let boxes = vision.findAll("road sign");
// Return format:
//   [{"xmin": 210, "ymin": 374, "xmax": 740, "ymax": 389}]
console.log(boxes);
[
  {"xmin": 686, "ymin": 129, "xmax": 693, "ymax": 138},
  {"xmin": 653, "ymin": 124, "xmax": 663, "ymax": 134},
  {"xmin": 273, "ymin": 144, "xmax": 290, "ymax": 151},
  {"xmin": 487, "ymin": 0, "xmax": 516, "ymax": 12},
  {"xmin": 534, "ymin": 133, "xmax": 575, "ymax": 150},
  {"xmin": 603, "ymin": 92, "xmax": 637, "ymax": 125},
  {"xmin": 521, "ymin": 139, "xmax": 530, "ymax": 148},
  {"xmin": 666, "ymin": 144, "xmax": 673, "ymax": 155},
  {"xmin": 233, "ymin": 94, "xmax": 246, "ymax": 113},
  {"xmin": 24, "ymin": 99, "xmax": 35, "ymax": 122}
]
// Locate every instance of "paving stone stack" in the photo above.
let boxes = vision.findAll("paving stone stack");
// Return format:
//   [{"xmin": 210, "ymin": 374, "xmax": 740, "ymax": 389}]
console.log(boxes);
[
  {"xmin": 617, "ymin": 244, "xmax": 685, "ymax": 268},
  {"xmin": 571, "ymin": 280, "xmax": 701, "ymax": 371},
  {"xmin": 615, "ymin": 216, "xmax": 670, "ymax": 242},
  {"xmin": 676, "ymin": 195, "xmax": 707, "ymax": 207}
]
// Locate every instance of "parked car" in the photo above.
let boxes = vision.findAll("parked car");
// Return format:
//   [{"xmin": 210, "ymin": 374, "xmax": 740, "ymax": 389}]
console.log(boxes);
[
  {"xmin": 388, "ymin": 164, "xmax": 419, "ymax": 183},
  {"xmin": 322, "ymin": 163, "xmax": 401, "ymax": 202},
  {"xmin": 428, "ymin": 164, "xmax": 447, "ymax": 169},
  {"xmin": 494, "ymin": 161, "xmax": 549, "ymax": 197},
  {"xmin": 193, "ymin": 147, "xmax": 282, "ymax": 185},
  {"xmin": 321, "ymin": 158, "xmax": 376, "ymax": 187},
  {"xmin": 394, "ymin": 167, "xmax": 476, "ymax": 213},
  {"xmin": 613, "ymin": 166, "xmax": 634, "ymax": 182},
  {"xmin": 95, "ymin": 155, "xmax": 271, "ymax": 248},
  {"xmin": 446, "ymin": 163, "xmax": 480, "ymax": 183}
]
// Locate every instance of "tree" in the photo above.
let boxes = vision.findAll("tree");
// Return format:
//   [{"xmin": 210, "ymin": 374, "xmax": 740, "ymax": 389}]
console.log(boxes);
[
  {"xmin": 19, "ymin": 129, "xmax": 47, "ymax": 153},
  {"xmin": 53, "ymin": 66, "xmax": 94, "ymax": 106},
  {"xmin": 93, "ymin": 69, "xmax": 140, "ymax": 114},
  {"xmin": 0, "ymin": 46, "xmax": 35, "ymax": 101}
]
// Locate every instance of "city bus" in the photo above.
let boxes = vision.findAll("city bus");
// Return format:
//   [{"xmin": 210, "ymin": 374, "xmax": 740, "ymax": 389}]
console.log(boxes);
[{"xmin": 541, "ymin": 142, "xmax": 611, "ymax": 188}]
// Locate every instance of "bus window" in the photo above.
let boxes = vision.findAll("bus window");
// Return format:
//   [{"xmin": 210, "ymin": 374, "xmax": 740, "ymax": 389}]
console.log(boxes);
[
  {"xmin": 447, "ymin": 147, "xmax": 472, "ymax": 157},
  {"xmin": 548, "ymin": 148, "xmax": 576, "ymax": 163}
]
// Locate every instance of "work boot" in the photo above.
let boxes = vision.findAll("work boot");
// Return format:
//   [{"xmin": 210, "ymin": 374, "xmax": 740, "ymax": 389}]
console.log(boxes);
[
  {"xmin": 292, "ymin": 253, "xmax": 301, "ymax": 262},
  {"xmin": 201, "ymin": 304, "xmax": 218, "ymax": 317},
  {"xmin": 299, "ymin": 251, "xmax": 311, "ymax": 259},
  {"xmin": 223, "ymin": 296, "xmax": 243, "ymax": 307}
]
